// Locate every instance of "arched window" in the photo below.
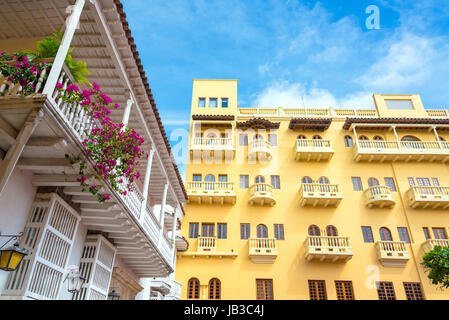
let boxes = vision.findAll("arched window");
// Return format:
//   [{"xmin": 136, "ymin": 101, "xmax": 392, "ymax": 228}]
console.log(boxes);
[
  {"xmin": 313, "ymin": 135, "xmax": 322, "ymax": 140},
  {"xmin": 368, "ymin": 178, "xmax": 379, "ymax": 187},
  {"xmin": 326, "ymin": 225, "xmax": 338, "ymax": 236},
  {"xmin": 344, "ymin": 135, "xmax": 353, "ymax": 147},
  {"xmin": 254, "ymin": 134, "xmax": 264, "ymax": 140},
  {"xmin": 319, "ymin": 176, "xmax": 330, "ymax": 184},
  {"xmin": 188, "ymin": 278, "xmax": 200, "ymax": 299},
  {"xmin": 209, "ymin": 278, "xmax": 221, "ymax": 300},
  {"xmin": 255, "ymin": 175, "xmax": 265, "ymax": 184},
  {"xmin": 257, "ymin": 224, "xmax": 268, "ymax": 238},
  {"xmin": 302, "ymin": 176, "xmax": 312, "ymax": 184},
  {"xmin": 308, "ymin": 225, "xmax": 321, "ymax": 236},
  {"xmin": 380, "ymin": 227, "xmax": 393, "ymax": 241},
  {"xmin": 298, "ymin": 135, "xmax": 307, "ymax": 139},
  {"xmin": 373, "ymin": 136, "xmax": 384, "ymax": 141},
  {"xmin": 440, "ymin": 137, "xmax": 446, "ymax": 141},
  {"xmin": 401, "ymin": 136, "xmax": 420, "ymax": 142},
  {"xmin": 359, "ymin": 135, "xmax": 369, "ymax": 141}
]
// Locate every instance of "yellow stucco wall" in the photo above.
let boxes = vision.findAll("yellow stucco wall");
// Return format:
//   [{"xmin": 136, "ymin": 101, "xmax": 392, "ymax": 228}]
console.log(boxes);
[{"xmin": 176, "ymin": 80, "xmax": 449, "ymax": 300}]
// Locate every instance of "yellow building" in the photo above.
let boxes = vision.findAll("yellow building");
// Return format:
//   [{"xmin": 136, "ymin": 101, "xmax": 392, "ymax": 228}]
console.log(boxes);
[{"xmin": 175, "ymin": 79, "xmax": 449, "ymax": 300}]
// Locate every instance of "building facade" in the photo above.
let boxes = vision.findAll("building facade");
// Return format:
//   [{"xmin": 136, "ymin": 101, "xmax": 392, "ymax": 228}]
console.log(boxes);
[
  {"xmin": 176, "ymin": 79, "xmax": 449, "ymax": 300},
  {"xmin": 0, "ymin": 0, "xmax": 187, "ymax": 300}
]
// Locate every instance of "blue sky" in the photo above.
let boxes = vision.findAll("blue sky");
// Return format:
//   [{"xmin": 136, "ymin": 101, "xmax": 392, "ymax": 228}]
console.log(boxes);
[{"xmin": 122, "ymin": 0, "xmax": 449, "ymax": 178}]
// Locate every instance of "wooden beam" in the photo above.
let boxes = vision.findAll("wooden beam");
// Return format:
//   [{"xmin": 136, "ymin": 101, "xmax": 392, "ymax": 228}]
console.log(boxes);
[{"xmin": 16, "ymin": 158, "xmax": 72, "ymax": 171}]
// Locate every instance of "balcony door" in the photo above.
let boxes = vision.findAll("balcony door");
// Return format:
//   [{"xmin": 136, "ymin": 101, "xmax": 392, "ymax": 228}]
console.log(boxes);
[
  {"xmin": 202, "ymin": 224, "xmax": 215, "ymax": 238},
  {"xmin": 205, "ymin": 174, "xmax": 215, "ymax": 190},
  {"xmin": 218, "ymin": 175, "xmax": 228, "ymax": 189},
  {"xmin": 257, "ymin": 224, "xmax": 268, "ymax": 239},
  {"xmin": 380, "ymin": 227, "xmax": 393, "ymax": 241}
]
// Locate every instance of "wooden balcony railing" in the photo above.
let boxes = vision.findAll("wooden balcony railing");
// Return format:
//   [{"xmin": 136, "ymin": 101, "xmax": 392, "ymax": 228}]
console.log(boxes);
[
  {"xmin": 186, "ymin": 182, "xmax": 236, "ymax": 205},
  {"xmin": 305, "ymin": 236, "xmax": 353, "ymax": 262},
  {"xmin": 299, "ymin": 183, "xmax": 342, "ymax": 207},
  {"xmin": 376, "ymin": 241, "xmax": 410, "ymax": 267},
  {"xmin": 406, "ymin": 186, "xmax": 449, "ymax": 209},
  {"xmin": 248, "ymin": 238, "xmax": 278, "ymax": 263},
  {"xmin": 248, "ymin": 183, "xmax": 276, "ymax": 206},
  {"xmin": 363, "ymin": 186, "xmax": 395, "ymax": 208},
  {"xmin": 295, "ymin": 139, "xmax": 334, "ymax": 161}
]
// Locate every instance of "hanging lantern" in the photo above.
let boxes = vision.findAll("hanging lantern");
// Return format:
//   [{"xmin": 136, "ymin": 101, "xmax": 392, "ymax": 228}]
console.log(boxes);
[
  {"xmin": 64, "ymin": 266, "xmax": 85, "ymax": 294},
  {"xmin": 108, "ymin": 290, "xmax": 120, "ymax": 300},
  {"xmin": 0, "ymin": 242, "xmax": 27, "ymax": 272}
]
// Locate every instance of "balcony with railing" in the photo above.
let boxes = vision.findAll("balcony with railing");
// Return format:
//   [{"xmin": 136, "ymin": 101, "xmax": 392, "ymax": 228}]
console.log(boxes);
[
  {"xmin": 178, "ymin": 237, "xmax": 237, "ymax": 258},
  {"xmin": 299, "ymin": 183, "xmax": 343, "ymax": 207},
  {"xmin": 248, "ymin": 183, "xmax": 276, "ymax": 206},
  {"xmin": 376, "ymin": 241, "xmax": 410, "ymax": 267},
  {"xmin": 364, "ymin": 186, "xmax": 396, "ymax": 208},
  {"xmin": 189, "ymin": 137, "xmax": 235, "ymax": 161},
  {"xmin": 354, "ymin": 140, "xmax": 449, "ymax": 162},
  {"xmin": 248, "ymin": 139, "xmax": 273, "ymax": 161},
  {"xmin": 304, "ymin": 236, "xmax": 353, "ymax": 262},
  {"xmin": 422, "ymin": 239, "xmax": 449, "ymax": 252},
  {"xmin": 406, "ymin": 186, "xmax": 449, "ymax": 209},
  {"xmin": 295, "ymin": 139, "xmax": 334, "ymax": 161},
  {"xmin": 186, "ymin": 182, "xmax": 236, "ymax": 205},
  {"xmin": 248, "ymin": 238, "xmax": 278, "ymax": 264}
]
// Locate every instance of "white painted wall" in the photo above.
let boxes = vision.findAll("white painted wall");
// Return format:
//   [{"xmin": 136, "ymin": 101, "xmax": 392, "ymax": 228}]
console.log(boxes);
[{"xmin": 0, "ymin": 168, "xmax": 37, "ymax": 294}]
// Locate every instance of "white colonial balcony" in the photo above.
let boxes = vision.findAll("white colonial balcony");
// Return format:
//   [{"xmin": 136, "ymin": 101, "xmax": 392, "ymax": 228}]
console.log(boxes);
[
  {"xmin": 0, "ymin": 0, "xmax": 187, "ymax": 282},
  {"xmin": 304, "ymin": 236, "xmax": 353, "ymax": 262},
  {"xmin": 299, "ymin": 183, "xmax": 343, "ymax": 207},
  {"xmin": 248, "ymin": 183, "xmax": 276, "ymax": 206},
  {"xmin": 295, "ymin": 139, "xmax": 334, "ymax": 161},
  {"xmin": 248, "ymin": 238, "xmax": 278, "ymax": 264},
  {"xmin": 376, "ymin": 241, "xmax": 410, "ymax": 267},
  {"xmin": 353, "ymin": 140, "xmax": 449, "ymax": 163},
  {"xmin": 189, "ymin": 137, "xmax": 235, "ymax": 161},
  {"xmin": 406, "ymin": 186, "xmax": 449, "ymax": 209},
  {"xmin": 364, "ymin": 186, "xmax": 396, "ymax": 208},
  {"xmin": 422, "ymin": 239, "xmax": 449, "ymax": 252},
  {"xmin": 186, "ymin": 181, "xmax": 236, "ymax": 205},
  {"xmin": 248, "ymin": 139, "xmax": 273, "ymax": 161}
]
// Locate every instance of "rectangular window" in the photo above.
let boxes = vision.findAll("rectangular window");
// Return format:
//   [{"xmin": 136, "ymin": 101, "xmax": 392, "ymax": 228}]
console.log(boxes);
[
  {"xmin": 239, "ymin": 134, "xmax": 248, "ymax": 146},
  {"xmin": 217, "ymin": 223, "xmax": 227, "ymax": 239},
  {"xmin": 218, "ymin": 175, "xmax": 228, "ymax": 188},
  {"xmin": 423, "ymin": 227, "xmax": 431, "ymax": 240},
  {"xmin": 403, "ymin": 282, "xmax": 424, "ymax": 300},
  {"xmin": 198, "ymin": 98, "xmax": 206, "ymax": 108},
  {"xmin": 274, "ymin": 224, "xmax": 285, "ymax": 240},
  {"xmin": 352, "ymin": 177, "xmax": 363, "ymax": 191},
  {"xmin": 432, "ymin": 178, "xmax": 440, "ymax": 187},
  {"xmin": 202, "ymin": 223, "xmax": 215, "ymax": 237},
  {"xmin": 271, "ymin": 175, "xmax": 280, "ymax": 189},
  {"xmin": 268, "ymin": 134, "xmax": 277, "ymax": 146},
  {"xmin": 256, "ymin": 279, "xmax": 273, "ymax": 300},
  {"xmin": 240, "ymin": 175, "xmax": 249, "ymax": 189},
  {"xmin": 376, "ymin": 281, "xmax": 396, "ymax": 300},
  {"xmin": 209, "ymin": 98, "xmax": 218, "ymax": 108},
  {"xmin": 189, "ymin": 223, "xmax": 199, "ymax": 238},
  {"xmin": 397, "ymin": 227, "xmax": 411, "ymax": 243},
  {"xmin": 221, "ymin": 98, "xmax": 228, "ymax": 108},
  {"xmin": 193, "ymin": 174, "xmax": 202, "ymax": 182},
  {"xmin": 308, "ymin": 280, "xmax": 327, "ymax": 300},
  {"xmin": 361, "ymin": 226, "xmax": 374, "ymax": 243},
  {"xmin": 384, "ymin": 177, "xmax": 397, "ymax": 192},
  {"xmin": 417, "ymin": 177, "xmax": 431, "ymax": 186},
  {"xmin": 408, "ymin": 177, "xmax": 415, "ymax": 187},
  {"xmin": 335, "ymin": 281, "xmax": 354, "ymax": 300},
  {"xmin": 432, "ymin": 227, "xmax": 448, "ymax": 240},
  {"xmin": 385, "ymin": 99, "xmax": 414, "ymax": 110},
  {"xmin": 240, "ymin": 223, "xmax": 250, "ymax": 239}
]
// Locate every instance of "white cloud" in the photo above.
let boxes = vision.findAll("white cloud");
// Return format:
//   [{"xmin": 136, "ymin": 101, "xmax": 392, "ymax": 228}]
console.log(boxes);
[{"xmin": 253, "ymin": 81, "xmax": 374, "ymax": 109}]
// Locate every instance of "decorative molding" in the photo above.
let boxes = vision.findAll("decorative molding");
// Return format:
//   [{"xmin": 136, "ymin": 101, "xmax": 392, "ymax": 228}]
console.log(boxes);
[{"xmin": 236, "ymin": 118, "xmax": 280, "ymax": 130}]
